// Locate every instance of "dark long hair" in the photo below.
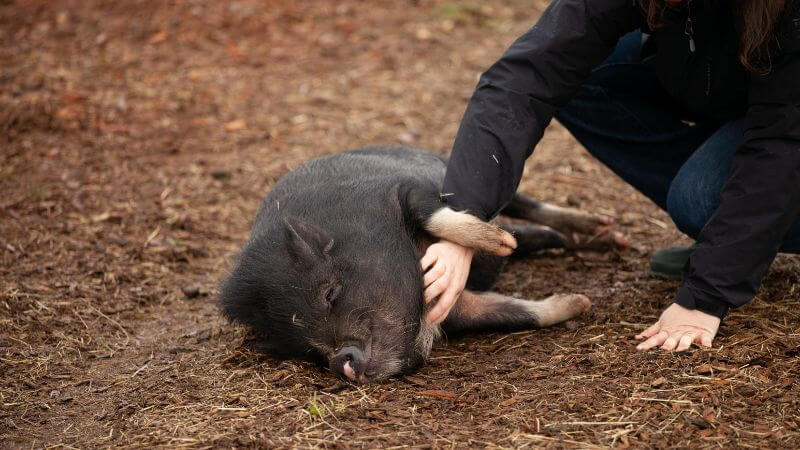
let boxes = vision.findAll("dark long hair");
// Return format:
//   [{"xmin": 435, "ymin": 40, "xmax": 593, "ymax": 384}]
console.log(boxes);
[{"xmin": 641, "ymin": 0, "xmax": 787, "ymax": 73}]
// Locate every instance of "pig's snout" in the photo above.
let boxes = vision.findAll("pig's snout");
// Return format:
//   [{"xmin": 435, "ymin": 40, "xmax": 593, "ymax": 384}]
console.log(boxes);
[{"xmin": 330, "ymin": 346, "xmax": 365, "ymax": 382}]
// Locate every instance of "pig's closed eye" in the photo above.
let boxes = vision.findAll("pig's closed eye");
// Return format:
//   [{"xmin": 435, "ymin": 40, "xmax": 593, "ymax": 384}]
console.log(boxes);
[{"xmin": 322, "ymin": 284, "xmax": 341, "ymax": 308}]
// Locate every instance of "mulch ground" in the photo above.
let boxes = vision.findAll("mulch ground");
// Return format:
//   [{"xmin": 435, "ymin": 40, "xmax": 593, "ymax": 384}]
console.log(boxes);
[{"xmin": 2, "ymin": 0, "xmax": 799, "ymax": 448}]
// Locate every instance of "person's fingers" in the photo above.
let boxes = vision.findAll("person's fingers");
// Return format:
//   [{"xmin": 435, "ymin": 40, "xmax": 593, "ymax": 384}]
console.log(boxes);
[
  {"xmin": 423, "ymin": 272, "xmax": 450, "ymax": 303},
  {"xmin": 700, "ymin": 333, "xmax": 713, "ymax": 348},
  {"xmin": 423, "ymin": 262, "xmax": 446, "ymax": 288},
  {"xmin": 420, "ymin": 251, "xmax": 438, "ymax": 271},
  {"xmin": 660, "ymin": 331, "xmax": 683, "ymax": 351},
  {"xmin": 427, "ymin": 262, "xmax": 470, "ymax": 324},
  {"xmin": 636, "ymin": 330, "xmax": 668, "ymax": 351},
  {"xmin": 636, "ymin": 322, "xmax": 661, "ymax": 340},
  {"xmin": 676, "ymin": 332, "xmax": 695, "ymax": 352},
  {"xmin": 426, "ymin": 286, "xmax": 458, "ymax": 324}
]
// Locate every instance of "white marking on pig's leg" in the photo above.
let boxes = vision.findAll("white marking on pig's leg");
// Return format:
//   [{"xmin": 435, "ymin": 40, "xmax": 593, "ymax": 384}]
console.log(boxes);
[
  {"xmin": 415, "ymin": 319, "xmax": 441, "ymax": 360},
  {"xmin": 455, "ymin": 291, "xmax": 590, "ymax": 329},
  {"xmin": 522, "ymin": 293, "xmax": 592, "ymax": 327},
  {"xmin": 425, "ymin": 207, "xmax": 517, "ymax": 256}
]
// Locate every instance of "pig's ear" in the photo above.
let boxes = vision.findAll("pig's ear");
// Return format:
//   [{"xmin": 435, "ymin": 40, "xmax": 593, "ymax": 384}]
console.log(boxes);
[{"xmin": 283, "ymin": 216, "xmax": 334, "ymax": 265}]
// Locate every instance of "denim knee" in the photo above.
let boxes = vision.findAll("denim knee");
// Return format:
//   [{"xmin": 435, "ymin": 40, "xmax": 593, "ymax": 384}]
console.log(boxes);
[
  {"xmin": 666, "ymin": 121, "xmax": 743, "ymax": 239},
  {"xmin": 666, "ymin": 172, "xmax": 718, "ymax": 239}
]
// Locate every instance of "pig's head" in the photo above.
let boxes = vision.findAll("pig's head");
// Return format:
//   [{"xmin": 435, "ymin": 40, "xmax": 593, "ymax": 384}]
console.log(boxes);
[{"xmin": 220, "ymin": 215, "xmax": 438, "ymax": 383}]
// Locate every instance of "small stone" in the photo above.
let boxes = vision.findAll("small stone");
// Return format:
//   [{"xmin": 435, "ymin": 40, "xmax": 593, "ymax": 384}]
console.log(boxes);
[
  {"xmin": 182, "ymin": 285, "xmax": 200, "ymax": 299},
  {"xmin": 398, "ymin": 132, "xmax": 414, "ymax": 144},
  {"xmin": 415, "ymin": 28, "xmax": 432, "ymax": 40},
  {"xmin": 563, "ymin": 320, "xmax": 580, "ymax": 331}
]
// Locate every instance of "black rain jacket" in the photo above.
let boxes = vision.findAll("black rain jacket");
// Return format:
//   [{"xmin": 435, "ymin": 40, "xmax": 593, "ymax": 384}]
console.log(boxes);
[{"xmin": 442, "ymin": 0, "xmax": 800, "ymax": 318}]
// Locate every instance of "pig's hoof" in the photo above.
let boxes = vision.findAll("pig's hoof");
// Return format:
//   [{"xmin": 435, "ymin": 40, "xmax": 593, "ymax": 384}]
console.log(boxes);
[
  {"xmin": 552, "ymin": 293, "xmax": 591, "ymax": 314},
  {"xmin": 565, "ymin": 211, "xmax": 612, "ymax": 235},
  {"xmin": 568, "ymin": 227, "xmax": 630, "ymax": 252},
  {"xmin": 484, "ymin": 227, "xmax": 518, "ymax": 256},
  {"xmin": 531, "ymin": 294, "xmax": 591, "ymax": 327}
]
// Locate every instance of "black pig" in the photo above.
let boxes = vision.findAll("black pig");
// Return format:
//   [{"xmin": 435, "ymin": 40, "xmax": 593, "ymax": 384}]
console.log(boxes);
[{"xmin": 220, "ymin": 147, "xmax": 621, "ymax": 383}]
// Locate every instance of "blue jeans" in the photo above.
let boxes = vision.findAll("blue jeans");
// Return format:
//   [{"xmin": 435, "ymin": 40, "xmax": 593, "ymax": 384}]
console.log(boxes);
[{"xmin": 555, "ymin": 31, "xmax": 800, "ymax": 253}]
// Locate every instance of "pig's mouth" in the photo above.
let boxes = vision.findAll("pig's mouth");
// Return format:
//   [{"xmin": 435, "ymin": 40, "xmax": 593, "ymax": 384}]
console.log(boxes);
[
  {"xmin": 342, "ymin": 359, "xmax": 359, "ymax": 381},
  {"xmin": 330, "ymin": 320, "xmax": 434, "ymax": 384},
  {"xmin": 330, "ymin": 339, "xmax": 376, "ymax": 384},
  {"xmin": 331, "ymin": 339, "xmax": 406, "ymax": 384}
]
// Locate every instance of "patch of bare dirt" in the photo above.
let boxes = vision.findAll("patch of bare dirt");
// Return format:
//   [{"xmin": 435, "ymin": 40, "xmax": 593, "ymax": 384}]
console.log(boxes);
[{"xmin": 2, "ymin": 0, "xmax": 799, "ymax": 447}]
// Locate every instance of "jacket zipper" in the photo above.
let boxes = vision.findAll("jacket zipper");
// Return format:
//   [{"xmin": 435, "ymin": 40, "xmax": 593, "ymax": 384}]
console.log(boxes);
[
  {"xmin": 684, "ymin": 0, "xmax": 696, "ymax": 53},
  {"xmin": 684, "ymin": 0, "xmax": 711, "ymax": 97}
]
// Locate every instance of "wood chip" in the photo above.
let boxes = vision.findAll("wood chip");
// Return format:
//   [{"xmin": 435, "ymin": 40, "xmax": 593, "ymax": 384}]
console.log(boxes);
[
  {"xmin": 695, "ymin": 364, "xmax": 713, "ymax": 375},
  {"xmin": 416, "ymin": 390, "xmax": 456, "ymax": 400},
  {"xmin": 651, "ymin": 377, "xmax": 667, "ymax": 388}
]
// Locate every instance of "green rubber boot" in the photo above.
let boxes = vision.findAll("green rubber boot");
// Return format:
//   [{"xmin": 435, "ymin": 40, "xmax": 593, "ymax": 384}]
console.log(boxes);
[{"xmin": 649, "ymin": 246, "xmax": 692, "ymax": 280}]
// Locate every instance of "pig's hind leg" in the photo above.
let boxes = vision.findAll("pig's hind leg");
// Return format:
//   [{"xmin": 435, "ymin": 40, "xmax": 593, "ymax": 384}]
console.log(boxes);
[
  {"xmin": 441, "ymin": 290, "xmax": 591, "ymax": 334},
  {"xmin": 501, "ymin": 193, "xmax": 627, "ymax": 250}
]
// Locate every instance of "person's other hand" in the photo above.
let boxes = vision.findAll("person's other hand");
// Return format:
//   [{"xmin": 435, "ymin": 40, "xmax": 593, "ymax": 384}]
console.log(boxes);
[
  {"xmin": 636, "ymin": 303, "xmax": 720, "ymax": 351},
  {"xmin": 420, "ymin": 240, "xmax": 474, "ymax": 325}
]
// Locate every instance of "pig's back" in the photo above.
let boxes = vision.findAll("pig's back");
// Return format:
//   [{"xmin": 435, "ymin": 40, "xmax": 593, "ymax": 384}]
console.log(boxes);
[
  {"xmin": 253, "ymin": 147, "xmax": 446, "ymax": 231},
  {"xmin": 297, "ymin": 146, "xmax": 446, "ymax": 187}
]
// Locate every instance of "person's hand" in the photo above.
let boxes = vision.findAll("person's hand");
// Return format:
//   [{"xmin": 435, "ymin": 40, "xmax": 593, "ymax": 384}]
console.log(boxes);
[
  {"xmin": 636, "ymin": 303, "xmax": 720, "ymax": 351},
  {"xmin": 420, "ymin": 240, "xmax": 474, "ymax": 325}
]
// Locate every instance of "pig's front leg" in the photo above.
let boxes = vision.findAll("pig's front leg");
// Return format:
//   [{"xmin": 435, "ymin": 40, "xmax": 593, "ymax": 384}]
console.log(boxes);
[
  {"xmin": 401, "ymin": 186, "xmax": 517, "ymax": 256},
  {"xmin": 426, "ymin": 208, "xmax": 518, "ymax": 256},
  {"xmin": 441, "ymin": 290, "xmax": 591, "ymax": 334}
]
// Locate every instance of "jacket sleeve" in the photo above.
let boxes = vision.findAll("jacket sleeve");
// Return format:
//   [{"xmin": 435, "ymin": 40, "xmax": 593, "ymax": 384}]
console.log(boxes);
[
  {"xmin": 675, "ymin": 33, "xmax": 800, "ymax": 318},
  {"xmin": 441, "ymin": 0, "xmax": 640, "ymax": 220}
]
